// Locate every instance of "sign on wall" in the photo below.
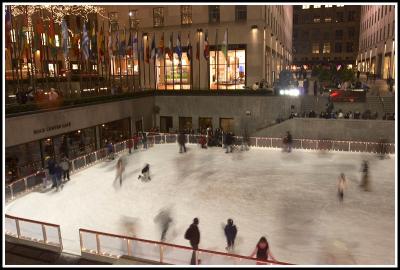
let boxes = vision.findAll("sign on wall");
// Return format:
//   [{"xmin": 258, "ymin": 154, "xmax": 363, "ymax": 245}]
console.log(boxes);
[{"xmin": 33, "ymin": 122, "xmax": 71, "ymax": 135}]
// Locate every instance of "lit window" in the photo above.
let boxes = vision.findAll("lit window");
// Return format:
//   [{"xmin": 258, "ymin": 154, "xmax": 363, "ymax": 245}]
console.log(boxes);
[
  {"xmin": 41, "ymin": 33, "xmax": 47, "ymax": 46},
  {"xmin": 325, "ymin": 5, "xmax": 333, "ymax": 8},
  {"xmin": 324, "ymin": 17, "xmax": 332, "ymax": 23},
  {"xmin": 72, "ymin": 64, "xmax": 79, "ymax": 70},
  {"xmin": 11, "ymin": 29, "xmax": 16, "ymax": 42},
  {"xmin": 312, "ymin": 43, "xmax": 320, "ymax": 54},
  {"xmin": 153, "ymin": 7, "xmax": 164, "ymax": 27},
  {"xmin": 181, "ymin": 5, "xmax": 192, "ymax": 25},
  {"xmin": 209, "ymin": 5, "xmax": 220, "ymax": 23},
  {"xmin": 25, "ymin": 31, "xmax": 32, "ymax": 44},
  {"xmin": 313, "ymin": 17, "xmax": 321, "ymax": 23},
  {"xmin": 323, "ymin": 43, "xmax": 330, "ymax": 54},
  {"xmin": 302, "ymin": 5, "xmax": 310, "ymax": 9},
  {"xmin": 314, "ymin": 5, "xmax": 321, "ymax": 8},
  {"xmin": 55, "ymin": 34, "xmax": 60, "ymax": 47},
  {"xmin": 337, "ymin": 5, "xmax": 344, "ymax": 7}
]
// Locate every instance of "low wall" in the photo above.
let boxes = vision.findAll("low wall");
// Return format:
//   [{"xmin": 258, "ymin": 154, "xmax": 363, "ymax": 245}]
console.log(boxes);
[{"xmin": 253, "ymin": 118, "xmax": 395, "ymax": 143}]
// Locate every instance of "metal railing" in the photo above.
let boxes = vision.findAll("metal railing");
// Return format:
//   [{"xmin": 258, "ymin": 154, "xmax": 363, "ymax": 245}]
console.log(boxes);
[
  {"xmin": 6, "ymin": 134, "xmax": 394, "ymax": 204},
  {"xmin": 5, "ymin": 214, "xmax": 63, "ymax": 252},
  {"xmin": 79, "ymin": 228, "xmax": 292, "ymax": 265}
]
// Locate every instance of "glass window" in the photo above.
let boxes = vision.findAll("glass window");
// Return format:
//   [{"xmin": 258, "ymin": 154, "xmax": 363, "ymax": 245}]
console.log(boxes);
[
  {"xmin": 179, "ymin": 117, "xmax": 192, "ymax": 131},
  {"xmin": 156, "ymin": 51, "xmax": 191, "ymax": 90},
  {"xmin": 153, "ymin": 7, "xmax": 164, "ymax": 27},
  {"xmin": 181, "ymin": 5, "xmax": 192, "ymax": 25},
  {"xmin": 302, "ymin": 5, "xmax": 310, "ymax": 9},
  {"xmin": 210, "ymin": 47, "xmax": 246, "ymax": 90},
  {"xmin": 199, "ymin": 118, "xmax": 212, "ymax": 132},
  {"xmin": 209, "ymin": 6, "xmax": 220, "ymax": 23},
  {"xmin": 346, "ymin": 42, "xmax": 354, "ymax": 53},
  {"xmin": 41, "ymin": 33, "xmax": 47, "ymax": 45},
  {"xmin": 55, "ymin": 34, "xmax": 60, "ymax": 47},
  {"xmin": 336, "ymin": 12, "xmax": 344, "ymax": 22},
  {"xmin": 335, "ymin": 30, "xmax": 343, "ymax": 39},
  {"xmin": 324, "ymin": 17, "xmax": 332, "ymax": 23},
  {"xmin": 235, "ymin": 6, "xmax": 247, "ymax": 22},
  {"xmin": 323, "ymin": 43, "xmax": 330, "ymax": 54},
  {"xmin": 337, "ymin": 5, "xmax": 344, "ymax": 7},
  {"xmin": 99, "ymin": 118, "xmax": 131, "ymax": 148},
  {"xmin": 313, "ymin": 16, "xmax": 320, "ymax": 23},
  {"xmin": 335, "ymin": 43, "xmax": 342, "ymax": 53},
  {"xmin": 312, "ymin": 43, "xmax": 319, "ymax": 54},
  {"xmin": 314, "ymin": 5, "xmax": 321, "ymax": 8}
]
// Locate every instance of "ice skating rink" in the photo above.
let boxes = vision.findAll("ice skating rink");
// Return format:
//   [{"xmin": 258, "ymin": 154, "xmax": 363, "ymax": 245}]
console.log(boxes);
[{"xmin": 5, "ymin": 144, "xmax": 395, "ymax": 265}]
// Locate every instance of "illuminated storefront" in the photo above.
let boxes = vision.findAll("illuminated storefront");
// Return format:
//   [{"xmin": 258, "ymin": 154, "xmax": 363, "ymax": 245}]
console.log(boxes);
[
  {"xmin": 209, "ymin": 45, "xmax": 246, "ymax": 90},
  {"xmin": 156, "ymin": 51, "xmax": 191, "ymax": 90}
]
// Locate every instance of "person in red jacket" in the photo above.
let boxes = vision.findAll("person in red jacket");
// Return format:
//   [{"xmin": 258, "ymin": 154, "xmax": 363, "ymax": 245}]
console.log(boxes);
[
  {"xmin": 127, "ymin": 138, "xmax": 133, "ymax": 154},
  {"xmin": 133, "ymin": 133, "xmax": 139, "ymax": 150},
  {"xmin": 199, "ymin": 135, "xmax": 207, "ymax": 149}
]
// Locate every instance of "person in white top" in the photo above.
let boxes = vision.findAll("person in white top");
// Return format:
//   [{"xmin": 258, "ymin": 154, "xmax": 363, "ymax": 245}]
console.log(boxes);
[
  {"xmin": 337, "ymin": 173, "xmax": 347, "ymax": 202},
  {"xmin": 48, "ymin": 88, "xmax": 59, "ymax": 101}
]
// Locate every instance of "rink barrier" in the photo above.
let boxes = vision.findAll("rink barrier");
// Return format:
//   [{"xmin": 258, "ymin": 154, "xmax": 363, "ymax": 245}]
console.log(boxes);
[
  {"xmin": 79, "ymin": 228, "xmax": 292, "ymax": 265},
  {"xmin": 5, "ymin": 214, "xmax": 63, "ymax": 253},
  {"xmin": 6, "ymin": 134, "xmax": 394, "ymax": 204}
]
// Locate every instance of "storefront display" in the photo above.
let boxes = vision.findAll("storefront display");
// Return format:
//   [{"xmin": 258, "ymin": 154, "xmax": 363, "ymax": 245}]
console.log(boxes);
[
  {"xmin": 210, "ymin": 46, "xmax": 246, "ymax": 90},
  {"xmin": 156, "ymin": 51, "xmax": 191, "ymax": 90},
  {"xmin": 99, "ymin": 118, "xmax": 131, "ymax": 147}
]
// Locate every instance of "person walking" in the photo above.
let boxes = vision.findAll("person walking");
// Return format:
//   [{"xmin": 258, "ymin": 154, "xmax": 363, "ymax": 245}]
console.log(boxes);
[
  {"xmin": 60, "ymin": 156, "xmax": 71, "ymax": 182},
  {"xmin": 142, "ymin": 132, "xmax": 148, "ymax": 150},
  {"xmin": 250, "ymin": 237, "xmax": 277, "ymax": 264},
  {"xmin": 225, "ymin": 133, "xmax": 233, "ymax": 153},
  {"xmin": 47, "ymin": 157, "xmax": 57, "ymax": 189},
  {"xmin": 360, "ymin": 160, "xmax": 370, "ymax": 191},
  {"xmin": 178, "ymin": 131, "xmax": 187, "ymax": 153},
  {"xmin": 224, "ymin": 219, "xmax": 238, "ymax": 251},
  {"xmin": 54, "ymin": 163, "xmax": 64, "ymax": 191},
  {"xmin": 127, "ymin": 138, "xmax": 133, "ymax": 154},
  {"xmin": 337, "ymin": 173, "xmax": 347, "ymax": 202},
  {"xmin": 286, "ymin": 131, "xmax": 293, "ymax": 153},
  {"xmin": 185, "ymin": 218, "xmax": 200, "ymax": 265}
]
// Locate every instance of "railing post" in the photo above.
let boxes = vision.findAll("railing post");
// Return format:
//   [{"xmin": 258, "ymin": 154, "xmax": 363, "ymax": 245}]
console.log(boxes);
[
  {"xmin": 348, "ymin": 142, "xmax": 351, "ymax": 152},
  {"xmin": 300, "ymin": 139, "xmax": 303, "ymax": 149},
  {"xmin": 79, "ymin": 231, "xmax": 84, "ymax": 252},
  {"xmin": 96, "ymin": 234, "xmax": 101, "ymax": 255},
  {"xmin": 23, "ymin": 178, "xmax": 28, "ymax": 192},
  {"xmin": 316, "ymin": 140, "xmax": 319, "ymax": 150},
  {"xmin": 10, "ymin": 184, "xmax": 14, "ymax": 200},
  {"xmin": 270, "ymin": 138, "xmax": 273, "ymax": 148},
  {"xmin": 365, "ymin": 142, "xmax": 368, "ymax": 152},
  {"xmin": 57, "ymin": 226, "xmax": 63, "ymax": 250},
  {"xmin": 71, "ymin": 160, "xmax": 75, "ymax": 172},
  {"xmin": 159, "ymin": 244, "xmax": 163, "ymax": 263},
  {"xmin": 84, "ymin": 156, "xmax": 87, "ymax": 168},
  {"xmin": 256, "ymin": 138, "xmax": 258, "ymax": 147},
  {"xmin": 15, "ymin": 219, "xmax": 21, "ymax": 239},
  {"xmin": 127, "ymin": 239, "xmax": 131, "ymax": 256},
  {"xmin": 42, "ymin": 224, "xmax": 47, "ymax": 244},
  {"xmin": 164, "ymin": 135, "xmax": 167, "ymax": 144},
  {"xmin": 94, "ymin": 151, "xmax": 98, "ymax": 162}
]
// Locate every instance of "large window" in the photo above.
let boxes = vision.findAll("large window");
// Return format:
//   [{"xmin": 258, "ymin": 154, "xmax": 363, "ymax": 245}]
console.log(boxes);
[
  {"xmin": 313, "ymin": 16, "xmax": 321, "ymax": 23},
  {"xmin": 335, "ymin": 43, "xmax": 342, "ymax": 53},
  {"xmin": 156, "ymin": 51, "xmax": 191, "ymax": 90},
  {"xmin": 347, "ymin": 10, "xmax": 356, "ymax": 22},
  {"xmin": 335, "ymin": 30, "xmax": 343, "ymax": 39},
  {"xmin": 323, "ymin": 43, "xmax": 331, "ymax": 54},
  {"xmin": 312, "ymin": 43, "xmax": 320, "ymax": 54},
  {"xmin": 153, "ymin": 7, "xmax": 164, "ymax": 27},
  {"xmin": 336, "ymin": 12, "xmax": 344, "ymax": 23},
  {"xmin": 346, "ymin": 42, "xmax": 354, "ymax": 53},
  {"xmin": 302, "ymin": 5, "xmax": 310, "ymax": 9},
  {"xmin": 209, "ymin": 45, "xmax": 246, "ymax": 90},
  {"xmin": 235, "ymin": 6, "xmax": 247, "ymax": 22},
  {"xmin": 209, "ymin": 6, "xmax": 220, "ymax": 23},
  {"xmin": 179, "ymin": 117, "xmax": 193, "ymax": 131},
  {"xmin": 99, "ymin": 118, "xmax": 131, "ymax": 147},
  {"xmin": 181, "ymin": 5, "xmax": 192, "ymax": 25},
  {"xmin": 324, "ymin": 17, "xmax": 332, "ymax": 23}
]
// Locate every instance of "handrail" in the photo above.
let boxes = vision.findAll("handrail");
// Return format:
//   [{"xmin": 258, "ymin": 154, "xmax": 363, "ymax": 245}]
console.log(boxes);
[
  {"xmin": 79, "ymin": 228, "xmax": 292, "ymax": 265},
  {"xmin": 5, "ymin": 214, "xmax": 60, "ymax": 227}
]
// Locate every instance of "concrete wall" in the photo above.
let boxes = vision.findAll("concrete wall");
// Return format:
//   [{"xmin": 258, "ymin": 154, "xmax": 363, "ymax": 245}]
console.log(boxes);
[
  {"xmin": 154, "ymin": 95, "xmax": 302, "ymax": 134},
  {"xmin": 5, "ymin": 97, "xmax": 155, "ymax": 147},
  {"xmin": 253, "ymin": 118, "xmax": 395, "ymax": 142}
]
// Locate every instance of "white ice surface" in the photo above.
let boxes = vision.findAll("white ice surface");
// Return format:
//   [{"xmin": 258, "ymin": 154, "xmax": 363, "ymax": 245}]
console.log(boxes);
[{"xmin": 5, "ymin": 144, "xmax": 395, "ymax": 265}]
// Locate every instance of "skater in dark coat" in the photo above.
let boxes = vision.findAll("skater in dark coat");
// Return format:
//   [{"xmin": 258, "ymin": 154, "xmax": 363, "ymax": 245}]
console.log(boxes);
[
  {"xmin": 224, "ymin": 219, "xmax": 237, "ymax": 251},
  {"xmin": 54, "ymin": 163, "xmax": 64, "ymax": 191},
  {"xmin": 138, "ymin": 163, "xmax": 151, "ymax": 181},
  {"xmin": 47, "ymin": 158, "xmax": 57, "ymax": 189},
  {"xmin": 185, "ymin": 218, "xmax": 200, "ymax": 265},
  {"xmin": 178, "ymin": 132, "xmax": 187, "ymax": 153}
]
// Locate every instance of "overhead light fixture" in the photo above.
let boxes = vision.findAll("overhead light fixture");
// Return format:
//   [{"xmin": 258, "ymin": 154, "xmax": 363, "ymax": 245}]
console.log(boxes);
[
  {"xmin": 251, "ymin": 25, "xmax": 258, "ymax": 30},
  {"xmin": 197, "ymin": 28, "xmax": 203, "ymax": 34}
]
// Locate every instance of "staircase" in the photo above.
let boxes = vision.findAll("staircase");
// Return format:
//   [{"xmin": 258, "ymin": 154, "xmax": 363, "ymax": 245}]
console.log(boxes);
[
  {"xmin": 381, "ymin": 96, "xmax": 395, "ymax": 115},
  {"xmin": 300, "ymin": 96, "xmax": 315, "ymax": 114}
]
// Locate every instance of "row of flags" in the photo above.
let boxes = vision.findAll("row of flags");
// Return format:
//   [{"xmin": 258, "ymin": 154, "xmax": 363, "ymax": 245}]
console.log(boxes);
[{"xmin": 5, "ymin": 7, "xmax": 228, "ymax": 65}]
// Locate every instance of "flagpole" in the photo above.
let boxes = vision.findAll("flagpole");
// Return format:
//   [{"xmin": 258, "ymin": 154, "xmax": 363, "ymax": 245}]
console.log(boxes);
[
  {"xmin": 9, "ymin": 6, "xmax": 20, "ymax": 94},
  {"xmin": 164, "ymin": 32, "xmax": 166, "ymax": 91},
  {"xmin": 137, "ymin": 30, "xmax": 140, "ymax": 92},
  {"xmin": 226, "ymin": 28, "xmax": 228, "ymax": 91},
  {"xmin": 125, "ymin": 28, "xmax": 129, "ymax": 92},
  {"xmin": 154, "ymin": 32, "xmax": 156, "ymax": 90},
  {"xmin": 216, "ymin": 28, "xmax": 219, "ymax": 91},
  {"xmin": 148, "ymin": 35, "xmax": 150, "ymax": 89},
  {"xmin": 51, "ymin": 8, "xmax": 62, "ymax": 95},
  {"xmin": 190, "ymin": 32, "xmax": 193, "ymax": 91},
  {"xmin": 24, "ymin": 6, "xmax": 35, "ymax": 90},
  {"xmin": 172, "ymin": 32, "xmax": 174, "ymax": 90},
  {"xmin": 79, "ymin": 20, "xmax": 83, "ymax": 96},
  {"xmin": 142, "ymin": 34, "xmax": 145, "ymax": 91},
  {"xmin": 198, "ymin": 31, "xmax": 201, "ymax": 90},
  {"xmin": 96, "ymin": 22, "xmax": 101, "ymax": 95},
  {"xmin": 180, "ymin": 32, "xmax": 182, "ymax": 90},
  {"xmin": 118, "ymin": 28, "xmax": 123, "ymax": 92}
]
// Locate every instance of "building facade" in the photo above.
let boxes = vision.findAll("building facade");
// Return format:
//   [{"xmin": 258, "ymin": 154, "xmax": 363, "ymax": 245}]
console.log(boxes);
[
  {"xmin": 99, "ymin": 5, "xmax": 293, "ymax": 89},
  {"xmin": 357, "ymin": 5, "xmax": 395, "ymax": 79},
  {"xmin": 292, "ymin": 4, "xmax": 360, "ymax": 68}
]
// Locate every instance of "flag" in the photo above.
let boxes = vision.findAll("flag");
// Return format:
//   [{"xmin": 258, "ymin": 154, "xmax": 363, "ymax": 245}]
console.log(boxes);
[
  {"xmin": 140, "ymin": 34, "xmax": 144, "ymax": 61},
  {"xmin": 175, "ymin": 33, "xmax": 182, "ymax": 60},
  {"xmin": 221, "ymin": 28, "xmax": 228, "ymax": 59},
  {"xmin": 108, "ymin": 27, "xmax": 113, "ymax": 57},
  {"xmin": 157, "ymin": 33, "xmax": 164, "ymax": 59},
  {"xmin": 48, "ymin": 17, "xmax": 57, "ymax": 58},
  {"xmin": 196, "ymin": 33, "xmax": 200, "ymax": 60},
  {"xmin": 204, "ymin": 30, "xmax": 209, "ymax": 60},
  {"xmin": 5, "ymin": 6, "xmax": 12, "ymax": 52},
  {"xmin": 150, "ymin": 34, "xmax": 156, "ymax": 60},
  {"xmin": 73, "ymin": 34, "xmax": 80, "ymax": 57},
  {"xmin": 90, "ymin": 22, "xmax": 97, "ymax": 60},
  {"xmin": 145, "ymin": 35, "xmax": 150, "ymax": 63},
  {"xmin": 98, "ymin": 24, "xmax": 104, "ymax": 62},
  {"xmin": 127, "ymin": 31, "xmax": 132, "ymax": 57},
  {"xmin": 119, "ymin": 29, "xmax": 126, "ymax": 56},
  {"xmin": 17, "ymin": 25, "xmax": 25, "ymax": 59},
  {"xmin": 82, "ymin": 22, "xmax": 89, "ymax": 60},
  {"xmin": 62, "ymin": 19, "xmax": 69, "ymax": 58},
  {"xmin": 132, "ymin": 32, "xmax": 138, "ymax": 60},
  {"xmin": 165, "ymin": 33, "xmax": 173, "ymax": 60},
  {"xmin": 187, "ymin": 32, "xmax": 192, "ymax": 62}
]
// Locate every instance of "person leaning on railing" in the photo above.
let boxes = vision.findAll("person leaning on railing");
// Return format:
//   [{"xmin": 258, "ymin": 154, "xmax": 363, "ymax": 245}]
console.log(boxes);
[{"xmin": 250, "ymin": 236, "xmax": 277, "ymax": 264}]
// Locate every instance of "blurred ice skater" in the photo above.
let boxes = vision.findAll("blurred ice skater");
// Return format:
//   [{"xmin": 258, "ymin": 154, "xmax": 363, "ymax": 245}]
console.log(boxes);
[
  {"xmin": 337, "ymin": 173, "xmax": 347, "ymax": 202},
  {"xmin": 154, "ymin": 208, "xmax": 173, "ymax": 242},
  {"xmin": 114, "ymin": 157, "xmax": 125, "ymax": 186},
  {"xmin": 138, "ymin": 163, "xmax": 151, "ymax": 182},
  {"xmin": 360, "ymin": 160, "xmax": 371, "ymax": 191}
]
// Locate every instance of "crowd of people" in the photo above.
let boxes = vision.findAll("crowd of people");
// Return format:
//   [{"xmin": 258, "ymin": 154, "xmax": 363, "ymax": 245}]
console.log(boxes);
[
  {"xmin": 15, "ymin": 87, "xmax": 62, "ymax": 105},
  {"xmin": 43, "ymin": 155, "xmax": 71, "ymax": 192}
]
